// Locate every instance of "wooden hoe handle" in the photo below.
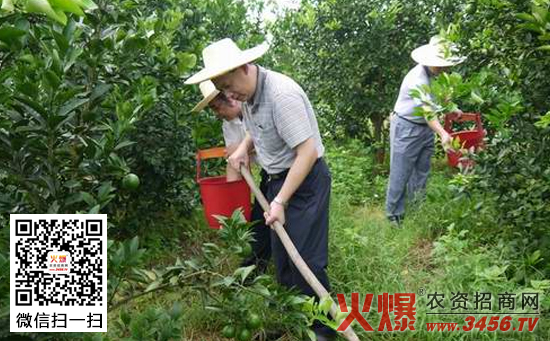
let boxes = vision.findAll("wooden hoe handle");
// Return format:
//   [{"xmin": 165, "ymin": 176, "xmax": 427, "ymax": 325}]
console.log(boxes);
[{"xmin": 239, "ymin": 165, "xmax": 360, "ymax": 341}]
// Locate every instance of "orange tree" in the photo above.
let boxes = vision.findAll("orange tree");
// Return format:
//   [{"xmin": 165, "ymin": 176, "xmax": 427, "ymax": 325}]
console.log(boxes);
[
  {"xmin": 268, "ymin": 0, "xmax": 460, "ymax": 166},
  {"xmin": 0, "ymin": 0, "xmax": 263, "ymax": 224},
  {"xmin": 394, "ymin": 0, "xmax": 550, "ymax": 284},
  {"xmin": 453, "ymin": 0, "xmax": 550, "ymax": 283},
  {"xmin": 0, "ymin": 0, "xmax": 265, "ymax": 336}
]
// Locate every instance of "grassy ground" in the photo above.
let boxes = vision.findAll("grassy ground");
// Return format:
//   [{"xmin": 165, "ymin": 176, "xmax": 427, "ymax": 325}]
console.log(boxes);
[
  {"xmin": 105, "ymin": 142, "xmax": 549, "ymax": 341},
  {"xmin": 327, "ymin": 175, "xmax": 547, "ymax": 341}
]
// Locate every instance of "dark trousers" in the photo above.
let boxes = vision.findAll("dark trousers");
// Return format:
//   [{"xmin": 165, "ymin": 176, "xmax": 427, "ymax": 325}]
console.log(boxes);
[
  {"xmin": 265, "ymin": 158, "xmax": 334, "ymax": 336},
  {"xmin": 243, "ymin": 175, "xmax": 272, "ymax": 271}
]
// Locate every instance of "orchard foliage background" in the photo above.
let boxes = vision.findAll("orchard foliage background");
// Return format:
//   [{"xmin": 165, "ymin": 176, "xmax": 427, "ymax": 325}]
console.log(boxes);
[
  {"xmin": 269, "ymin": 0, "xmax": 550, "ymax": 280},
  {"xmin": 1, "ymin": 0, "xmax": 550, "ymax": 340}
]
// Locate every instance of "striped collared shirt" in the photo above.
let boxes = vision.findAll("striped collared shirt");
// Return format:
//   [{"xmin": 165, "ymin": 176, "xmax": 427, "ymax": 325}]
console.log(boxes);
[{"xmin": 242, "ymin": 66, "xmax": 324, "ymax": 174}]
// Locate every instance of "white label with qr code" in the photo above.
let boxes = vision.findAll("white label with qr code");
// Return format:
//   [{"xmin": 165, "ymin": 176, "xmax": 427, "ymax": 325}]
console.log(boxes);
[{"xmin": 10, "ymin": 214, "xmax": 107, "ymax": 332}]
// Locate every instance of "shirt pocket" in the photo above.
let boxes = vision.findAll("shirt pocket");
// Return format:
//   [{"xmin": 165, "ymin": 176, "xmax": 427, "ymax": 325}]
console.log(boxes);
[{"xmin": 254, "ymin": 109, "xmax": 284, "ymax": 153}]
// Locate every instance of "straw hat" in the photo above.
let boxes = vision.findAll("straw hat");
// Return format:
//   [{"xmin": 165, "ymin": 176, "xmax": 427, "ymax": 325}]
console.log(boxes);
[
  {"xmin": 191, "ymin": 80, "xmax": 220, "ymax": 112},
  {"xmin": 185, "ymin": 38, "xmax": 269, "ymax": 85},
  {"xmin": 411, "ymin": 36, "xmax": 466, "ymax": 67}
]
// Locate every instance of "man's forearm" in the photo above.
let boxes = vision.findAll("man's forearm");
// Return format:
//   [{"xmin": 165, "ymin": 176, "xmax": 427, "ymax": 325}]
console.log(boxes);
[
  {"xmin": 276, "ymin": 138, "xmax": 318, "ymax": 204},
  {"xmin": 225, "ymin": 143, "xmax": 242, "ymax": 181},
  {"xmin": 239, "ymin": 133, "xmax": 254, "ymax": 152},
  {"xmin": 427, "ymin": 119, "xmax": 446, "ymax": 136}
]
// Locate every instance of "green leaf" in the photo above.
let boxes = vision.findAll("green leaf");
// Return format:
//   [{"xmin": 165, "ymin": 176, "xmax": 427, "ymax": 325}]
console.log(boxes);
[
  {"xmin": 230, "ymin": 208, "xmax": 246, "ymax": 224},
  {"xmin": 145, "ymin": 280, "xmax": 161, "ymax": 292},
  {"xmin": 44, "ymin": 70, "xmax": 61, "ymax": 90},
  {"xmin": 14, "ymin": 125, "xmax": 47, "ymax": 133},
  {"xmin": 123, "ymin": 35, "xmax": 147, "ymax": 50},
  {"xmin": 176, "ymin": 52, "xmax": 197, "ymax": 74},
  {"xmin": 40, "ymin": 175, "xmax": 59, "ymax": 197},
  {"xmin": 129, "ymin": 236, "xmax": 139, "ymax": 255},
  {"xmin": 0, "ymin": 26, "xmax": 26, "ymax": 43},
  {"xmin": 25, "ymin": 0, "xmax": 67, "ymax": 25},
  {"xmin": 64, "ymin": 179, "xmax": 81, "ymax": 189},
  {"xmin": 532, "ymin": 6, "xmax": 549, "ymax": 24},
  {"xmin": 88, "ymin": 205, "xmax": 100, "ymax": 214},
  {"xmin": 79, "ymin": 191, "xmax": 96, "ymax": 206},
  {"xmin": 20, "ymin": 54, "xmax": 34, "ymax": 64},
  {"xmin": 90, "ymin": 83, "xmax": 112, "ymax": 102},
  {"xmin": 97, "ymin": 182, "xmax": 115, "ymax": 201},
  {"xmin": 50, "ymin": 48, "xmax": 63, "ymax": 75},
  {"xmin": 1, "ymin": 0, "xmax": 14, "ymax": 12},
  {"xmin": 52, "ymin": 30, "xmax": 70, "ymax": 54},
  {"xmin": 65, "ymin": 192, "xmax": 85, "ymax": 206},
  {"xmin": 50, "ymin": 0, "xmax": 84, "ymax": 16},
  {"xmin": 335, "ymin": 310, "xmax": 347, "ymax": 325},
  {"xmin": 53, "ymin": 111, "xmax": 77, "ymax": 131},
  {"xmin": 14, "ymin": 95, "xmax": 49, "ymax": 120},
  {"xmin": 302, "ymin": 296, "xmax": 316, "ymax": 314},
  {"xmin": 234, "ymin": 265, "xmax": 256, "ymax": 282},
  {"xmin": 74, "ymin": 0, "xmax": 97, "ymax": 10},
  {"xmin": 289, "ymin": 295, "xmax": 308, "ymax": 306},
  {"xmin": 250, "ymin": 283, "xmax": 270, "ymax": 296},
  {"xmin": 63, "ymin": 17, "xmax": 77, "ymax": 40},
  {"xmin": 48, "ymin": 201, "xmax": 60, "ymax": 213},
  {"xmin": 516, "ymin": 13, "xmax": 537, "ymax": 23},
  {"xmin": 471, "ymin": 90, "xmax": 484, "ymax": 104},
  {"xmin": 528, "ymin": 250, "xmax": 542, "ymax": 264},
  {"xmin": 15, "ymin": 17, "xmax": 31, "ymax": 31},
  {"xmin": 53, "ymin": 8, "xmax": 68, "ymax": 24},
  {"xmin": 536, "ymin": 45, "xmax": 550, "ymax": 51},
  {"xmin": 114, "ymin": 140, "xmax": 136, "ymax": 151},
  {"xmin": 519, "ymin": 22, "xmax": 544, "ymax": 33},
  {"xmin": 318, "ymin": 296, "xmax": 333, "ymax": 315},
  {"xmin": 120, "ymin": 309, "xmax": 131, "ymax": 326},
  {"xmin": 212, "ymin": 276, "xmax": 235, "ymax": 287},
  {"xmin": 530, "ymin": 280, "xmax": 550, "ymax": 290},
  {"xmin": 535, "ymin": 111, "xmax": 550, "ymax": 128},
  {"xmin": 58, "ymin": 97, "xmax": 89, "ymax": 116},
  {"xmin": 64, "ymin": 46, "xmax": 83, "ymax": 72}
]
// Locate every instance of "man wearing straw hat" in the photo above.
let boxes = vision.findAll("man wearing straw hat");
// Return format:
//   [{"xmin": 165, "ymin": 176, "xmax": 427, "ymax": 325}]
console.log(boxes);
[
  {"xmin": 186, "ymin": 38, "xmax": 335, "ymax": 340},
  {"xmin": 386, "ymin": 36, "xmax": 465, "ymax": 227},
  {"xmin": 192, "ymin": 80, "xmax": 271, "ymax": 273}
]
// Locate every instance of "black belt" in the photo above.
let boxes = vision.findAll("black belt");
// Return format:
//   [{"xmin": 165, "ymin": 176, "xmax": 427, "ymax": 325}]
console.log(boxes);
[
  {"xmin": 261, "ymin": 158, "xmax": 322, "ymax": 182},
  {"xmin": 261, "ymin": 168, "xmax": 289, "ymax": 182},
  {"xmin": 393, "ymin": 112, "xmax": 428, "ymax": 126}
]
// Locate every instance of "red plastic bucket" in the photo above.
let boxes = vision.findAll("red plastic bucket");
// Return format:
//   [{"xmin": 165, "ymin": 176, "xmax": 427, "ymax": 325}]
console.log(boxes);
[
  {"xmin": 444, "ymin": 113, "xmax": 485, "ymax": 168},
  {"xmin": 196, "ymin": 147, "xmax": 251, "ymax": 229}
]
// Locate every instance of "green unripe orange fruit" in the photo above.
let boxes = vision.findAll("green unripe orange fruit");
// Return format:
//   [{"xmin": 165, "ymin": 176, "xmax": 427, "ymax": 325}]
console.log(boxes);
[
  {"xmin": 236, "ymin": 328, "xmax": 252, "ymax": 341},
  {"xmin": 122, "ymin": 173, "xmax": 140, "ymax": 190},
  {"xmin": 246, "ymin": 313, "xmax": 261, "ymax": 329},
  {"xmin": 221, "ymin": 325, "xmax": 235, "ymax": 338}
]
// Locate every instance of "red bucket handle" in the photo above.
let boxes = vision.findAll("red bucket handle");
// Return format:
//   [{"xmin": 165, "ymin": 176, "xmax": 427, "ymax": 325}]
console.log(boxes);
[
  {"xmin": 196, "ymin": 147, "xmax": 226, "ymax": 182},
  {"xmin": 444, "ymin": 112, "xmax": 483, "ymax": 133}
]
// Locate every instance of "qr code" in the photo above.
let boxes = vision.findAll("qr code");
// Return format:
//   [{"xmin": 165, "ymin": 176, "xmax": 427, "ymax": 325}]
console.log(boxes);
[{"xmin": 10, "ymin": 214, "xmax": 107, "ymax": 332}]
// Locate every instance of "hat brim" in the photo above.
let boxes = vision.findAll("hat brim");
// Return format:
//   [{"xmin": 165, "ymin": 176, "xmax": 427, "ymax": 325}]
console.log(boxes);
[
  {"xmin": 411, "ymin": 45, "xmax": 466, "ymax": 67},
  {"xmin": 184, "ymin": 43, "xmax": 269, "ymax": 85},
  {"xmin": 191, "ymin": 88, "xmax": 220, "ymax": 112}
]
